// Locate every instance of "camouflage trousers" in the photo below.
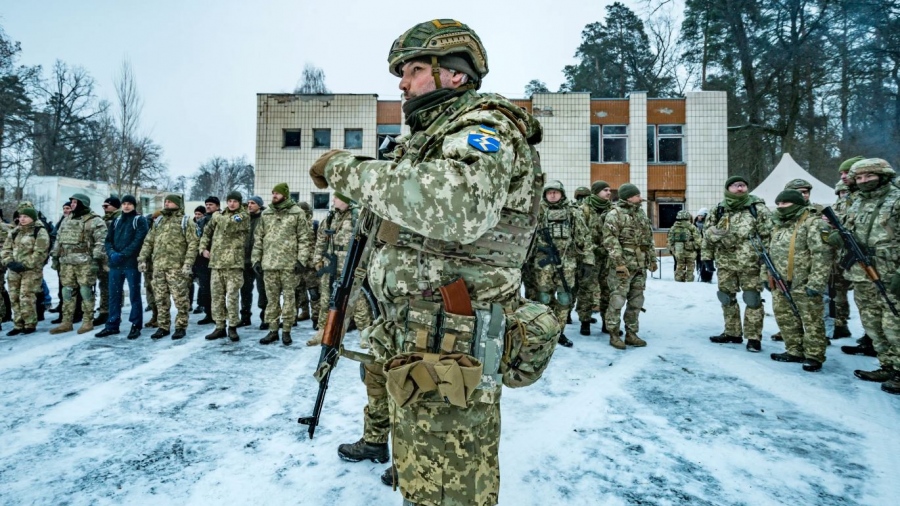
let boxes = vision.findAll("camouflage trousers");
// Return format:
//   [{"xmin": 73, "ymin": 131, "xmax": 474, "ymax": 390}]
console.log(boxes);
[
  {"xmin": 263, "ymin": 269, "xmax": 297, "ymax": 331},
  {"xmin": 535, "ymin": 262, "xmax": 576, "ymax": 329},
  {"xmin": 716, "ymin": 268, "xmax": 764, "ymax": 340},
  {"xmin": 521, "ymin": 262, "xmax": 538, "ymax": 301},
  {"xmin": 854, "ymin": 281, "xmax": 900, "ymax": 370},
  {"xmin": 673, "ymin": 253, "xmax": 696, "ymax": 282},
  {"xmin": 605, "ymin": 267, "xmax": 646, "ymax": 335},
  {"xmin": 211, "ymin": 268, "xmax": 243, "ymax": 328},
  {"xmin": 97, "ymin": 266, "xmax": 109, "ymax": 315},
  {"xmin": 8, "ymin": 269, "xmax": 42, "ymax": 329},
  {"xmin": 831, "ymin": 270, "xmax": 851, "ymax": 327},
  {"xmin": 367, "ymin": 318, "xmax": 501, "ymax": 506},
  {"xmin": 60, "ymin": 263, "xmax": 97, "ymax": 324},
  {"xmin": 317, "ymin": 274, "xmax": 373, "ymax": 330},
  {"xmin": 152, "ymin": 268, "xmax": 191, "ymax": 331},
  {"xmin": 296, "ymin": 267, "xmax": 320, "ymax": 319},
  {"xmin": 575, "ymin": 263, "xmax": 601, "ymax": 322},
  {"xmin": 145, "ymin": 267, "xmax": 156, "ymax": 311},
  {"xmin": 772, "ymin": 291, "xmax": 827, "ymax": 362},
  {"xmin": 358, "ymin": 349, "xmax": 390, "ymax": 444}
]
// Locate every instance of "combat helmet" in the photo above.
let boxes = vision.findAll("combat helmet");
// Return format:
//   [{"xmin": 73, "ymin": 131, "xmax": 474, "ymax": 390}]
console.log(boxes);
[
  {"xmin": 542, "ymin": 180, "xmax": 567, "ymax": 202},
  {"xmin": 783, "ymin": 178, "xmax": 812, "ymax": 191},
  {"xmin": 388, "ymin": 19, "xmax": 488, "ymax": 89},
  {"xmin": 675, "ymin": 210, "xmax": 691, "ymax": 221},
  {"xmin": 70, "ymin": 193, "xmax": 91, "ymax": 208},
  {"xmin": 834, "ymin": 181, "xmax": 849, "ymax": 195},
  {"xmin": 848, "ymin": 158, "xmax": 896, "ymax": 179},
  {"xmin": 574, "ymin": 186, "xmax": 590, "ymax": 200}
]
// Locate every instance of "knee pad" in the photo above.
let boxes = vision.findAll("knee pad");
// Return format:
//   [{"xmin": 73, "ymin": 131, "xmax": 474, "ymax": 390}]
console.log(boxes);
[
  {"xmin": 610, "ymin": 294, "xmax": 626, "ymax": 311},
  {"xmin": 742, "ymin": 290, "xmax": 762, "ymax": 309},
  {"xmin": 627, "ymin": 294, "xmax": 645, "ymax": 310},
  {"xmin": 79, "ymin": 285, "xmax": 93, "ymax": 300},
  {"xmin": 716, "ymin": 290, "xmax": 737, "ymax": 306},
  {"xmin": 62, "ymin": 286, "xmax": 74, "ymax": 301},
  {"xmin": 537, "ymin": 291, "xmax": 552, "ymax": 304},
  {"xmin": 556, "ymin": 291, "xmax": 572, "ymax": 307}
]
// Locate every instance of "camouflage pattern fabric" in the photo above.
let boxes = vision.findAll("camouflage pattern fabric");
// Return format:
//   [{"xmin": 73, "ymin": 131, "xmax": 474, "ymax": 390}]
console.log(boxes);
[
  {"xmin": 2, "ymin": 222, "xmax": 50, "ymax": 329},
  {"xmin": 667, "ymin": 218, "xmax": 700, "ymax": 282},
  {"xmin": 211, "ymin": 268, "xmax": 243, "ymax": 328},
  {"xmin": 60, "ymin": 264, "xmax": 97, "ymax": 323},
  {"xmin": 830, "ymin": 192, "xmax": 856, "ymax": 327},
  {"xmin": 153, "ymin": 268, "xmax": 191, "ymax": 331},
  {"xmin": 360, "ymin": 360, "xmax": 390, "ymax": 444},
  {"xmin": 97, "ymin": 209, "xmax": 120, "ymax": 315},
  {"xmin": 701, "ymin": 196, "xmax": 772, "ymax": 339},
  {"xmin": 263, "ymin": 269, "xmax": 297, "ymax": 330},
  {"xmin": 251, "ymin": 200, "xmax": 312, "ymax": 270},
  {"xmin": 145, "ymin": 265, "xmax": 156, "ymax": 311},
  {"xmin": 767, "ymin": 206, "xmax": 832, "ymax": 362},
  {"xmin": 603, "ymin": 199, "xmax": 656, "ymax": 336},
  {"xmin": 52, "ymin": 212, "xmax": 106, "ymax": 324},
  {"xmin": 313, "ymin": 206, "xmax": 373, "ymax": 328},
  {"xmin": 199, "ymin": 208, "xmax": 250, "ymax": 269},
  {"xmin": 575, "ymin": 198, "xmax": 611, "ymax": 321},
  {"xmin": 295, "ymin": 205, "xmax": 320, "ymax": 318},
  {"xmin": 321, "ymin": 88, "xmax": 543, "ymax": 506}
]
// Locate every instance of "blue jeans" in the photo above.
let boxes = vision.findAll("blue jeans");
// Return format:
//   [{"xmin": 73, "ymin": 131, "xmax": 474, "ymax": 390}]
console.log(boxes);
[
  {"xmin": 42, "ymin": 280, "xmax": 52, "ymax": 305},
  {"xmin": 108, "ymin": 267, "xmax": 143, "ymax": 330}
]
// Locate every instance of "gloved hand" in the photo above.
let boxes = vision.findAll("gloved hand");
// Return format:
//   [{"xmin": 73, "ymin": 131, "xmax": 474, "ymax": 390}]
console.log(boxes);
[
  {"xmin": 6, "ymin": 261, "xmax": 26, "ymax": 273},
  {"xmin": 138, "ymin": 260, "xmax": 147, "ymax": 273},
  {"xmin": 648, "ymin": 261, "xmax": 658, "ymax": 273},
  {"xmin": 181, "ymin": 264, "xmax": 193, "ymax": 277},
  {"xmin": 701, "ymin": 260, "xmax": 716, "ymax": 273},
  {"xmin": 805, "ymin": 286, "xmax": 823, "ymax": 297},
  {"xmin": 826, "ymin": 230, "xmax": 843, "ymax": 248},
  {"xmin": 889, "ymin": 272, "xmax": 900, "ymax": 299},
  {"xmin": 253, "ymin": 262, "xmax": 263, "ymax": 276},
  {"xmin": 294, "ymin": 261, "xmax": 305, "ymax": 275},
  {"xmin": 309, "ymin": 149, "xmax": 345, "ymax": 189},
  {"xmin": 615, "ymin": 265, "xmax": 630, "ymax": 279}
]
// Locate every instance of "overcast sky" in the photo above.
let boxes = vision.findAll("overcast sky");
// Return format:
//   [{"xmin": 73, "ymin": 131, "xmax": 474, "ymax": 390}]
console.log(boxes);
[{"xmin": 3, "ymin": 0, "xmax": 661, "ymax": 180}]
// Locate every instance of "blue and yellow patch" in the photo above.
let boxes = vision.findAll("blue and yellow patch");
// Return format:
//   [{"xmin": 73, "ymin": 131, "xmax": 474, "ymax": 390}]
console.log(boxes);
[{"xmin": 467, "ymin": 125, "xmax": 501, "ymax": 153}]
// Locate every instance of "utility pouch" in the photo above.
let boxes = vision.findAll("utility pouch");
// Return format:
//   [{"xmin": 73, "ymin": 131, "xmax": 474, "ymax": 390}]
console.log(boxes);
[
  {"xmin": 403, "ymin": 299, "xmax": 443, "ymax": 352},
  {"xmin": 500, "ymin": 301, "xmax": 560, "ymax": 388},
  {"xmin": 384, "ymin": 352, "xmax": 483, "ymax": 408}
]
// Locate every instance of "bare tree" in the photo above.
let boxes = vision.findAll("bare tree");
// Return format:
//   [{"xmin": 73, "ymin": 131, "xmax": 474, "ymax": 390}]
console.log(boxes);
[
  {"xmin": 294, "ymin": 64, "xmax": 330, "ymax": 94},
  {"xmin": 189, "ymin": 156, "xmax": 254, "ymax": 200}
]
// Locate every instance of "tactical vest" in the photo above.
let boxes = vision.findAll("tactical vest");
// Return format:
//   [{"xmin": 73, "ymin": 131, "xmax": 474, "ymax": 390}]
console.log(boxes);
[
  {"xmin": 376, "ymin": 93, "xmax": 544, "ymax": 269},
  {"xmin": 851, "ymin": 188, "xmax": 900, "ymax": 274},
  {"xmin": 543, "ymin": 206, "xmax": 572, "ymax": 241},
  {"xmin": 58, "ymin": 214, "xmax": 99, "ymax": 254}
]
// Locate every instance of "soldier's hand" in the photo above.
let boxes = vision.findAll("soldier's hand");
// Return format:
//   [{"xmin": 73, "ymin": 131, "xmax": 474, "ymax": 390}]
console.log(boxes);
[
  {"xmin": 805, "ymin": 286, "xmax": 823, "ymax": 297},
  {"xmin": 615, "ymin": 265, "xmax": 630, "ymax": 279},
  {"xmin": 181, "ymin": 264, "xmax": 193, "ymax": 277},
  {"xmin": 253, "ymin": 262, "xmax": 263, "ymax": 276},
  {"xmin": 6, "ymin": 261, "xmax": 25, "ymax": 273},
  {"xmin": 315, "ymin": 262, "xmax": 324, "ymax": 272},
  {"xmin": 825, "ymin": 230, "xmax": 843, "ymax": 248},
  {"xmin": 889, "ymin": 272, "xmax": 900, "ymax": 299},
  {"xmin": 309, "ymin": 149, "xmax": 345, "ymax": 189},
  {"xmin": 138, "ymin": 261, "xmax": 147, "ymax": 273},
  {"xmin": 202, "ymin": 250, "xmax": 211, "ymax": 259},
  {"xmin": 648, "ymin": 262, "xmax": 658, "ymax": 273}
]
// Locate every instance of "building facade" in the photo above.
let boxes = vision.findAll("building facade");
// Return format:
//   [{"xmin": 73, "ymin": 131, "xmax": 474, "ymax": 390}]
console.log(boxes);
[{"xmin": 255, "ymin": 91, "xmax": 728, "ymax": 245}]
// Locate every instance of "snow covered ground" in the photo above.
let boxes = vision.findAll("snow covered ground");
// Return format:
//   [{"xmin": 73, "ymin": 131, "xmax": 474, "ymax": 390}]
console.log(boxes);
[{"xmin": 1, "ymin": 260, "xmax": 898, "ymax": 505}]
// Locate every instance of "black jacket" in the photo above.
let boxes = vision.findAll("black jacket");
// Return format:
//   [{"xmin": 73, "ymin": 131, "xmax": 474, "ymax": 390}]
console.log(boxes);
[{"xmin": 105, "ymin": 211, "xmax": 149, "ymax": 268}]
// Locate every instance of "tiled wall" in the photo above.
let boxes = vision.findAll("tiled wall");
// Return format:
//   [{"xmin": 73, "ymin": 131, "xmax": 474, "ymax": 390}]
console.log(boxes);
[
  {"xmin": 531, "ymin": 92, "xmax": 591, "ymax": 199},
  {"xmin": 685, "ymin": 91, "xmax": 728, "ymax": 215},
  {"xmin": 628, "ymin": 92, "xmax": 649, "ymax": 208}
]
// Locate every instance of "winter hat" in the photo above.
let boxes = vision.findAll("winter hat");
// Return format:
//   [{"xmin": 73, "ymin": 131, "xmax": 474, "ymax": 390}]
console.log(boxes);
[
  {"xmin": 783, "ymin": 178, "xmax": 812, "ymax": 191},
  {"xmin": 775, "ymin": 190, "xmax": 805, "ymax": 207},
  {"xmin": 591, "ymin": 180, "xmax": 610, "ymax": 194},
  {"xmin": 225, "ymin": 190, "xmax": 243, "ymax": 203},
  {"xmin": 194, "ymin": 205, "xmax": 206, "ymax": 214},
  {"xmin": 205, "ymin": 196, "xmax": 221, "ymax": 206},
  {"xmin": 62, "ymin": 202, "xmax": 71, "ymax": 209},
  {"xmin": 121, "ymin": 194, "xmax": 137, "ymax": 206},
  {"xmin": 165, "ymin": 194, "xmax": 184, "ymax": 208},
  {"xmin": 19, "ymin": 207, "xmax": 37, "ymax": 221},
  {"xmin": 104, "ymin": 196, "xmax": 121, "ymax": 209},
  {"xmin": 273, "ymin": 183, "xmax": 290, "ymax": 198},
  {"xmin": 839, "ymin": 156, "xmax": 865, "ymax": 173},
  {"xmin": 696, "ymin": 207, "xmax": 709, "ymax": 216},
  {"xmin": 248, "ymin": 196, "xmax": 265, "ymax": 208},
  {"xmin": 617, "ymin": 183, "xmax": 641, "ymax": 201},
  {"xmin": 725, "ymin": 176, "xmax": 749, "ymax": 189},
  {"xmin": 334, "ymin": 192, "xmax": 353, "ymax": 204}
]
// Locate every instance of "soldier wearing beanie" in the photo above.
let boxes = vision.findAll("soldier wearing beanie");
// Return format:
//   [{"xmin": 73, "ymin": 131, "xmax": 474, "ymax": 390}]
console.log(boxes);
[
  {"xmin": 199, "ymin": 190, "xmax": 250, "ymax": 341},
  {"xmin": 294, "ymin": 201, "xmax": 319, "ymax": 327},
  {"xmin": 2, "ymin": 207, "xmax": 50, "ymax": 334},
  {"xmin": 703, "ymin": 175, "xmax": 772, "ymax": 352},
  {"xmin": 667, "ymin": 210, "xmax": 700, "ymax": 282},
  {"xmin": 574, "ymin": 180, "xmax": 613, "ymax": 336},
  {"xmin": 239, "ymin": 196, "xmax": 268, "ymax": 328},
  {"xmin": 602, "ymin": 183, "xmax": 656, "ymax": 349},
  {"xmin": 193, "ymin": 196, "xmax": 222, "ymax": 325},
  {"xmin": 767, "ymin": 189, "xmax": 832, "ymax": 371}
]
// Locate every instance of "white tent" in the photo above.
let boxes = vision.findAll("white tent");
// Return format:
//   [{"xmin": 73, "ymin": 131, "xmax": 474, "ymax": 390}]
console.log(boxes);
[{"xmin": 750, "ymin": 153, "xmax": 835, "ymax": 206}]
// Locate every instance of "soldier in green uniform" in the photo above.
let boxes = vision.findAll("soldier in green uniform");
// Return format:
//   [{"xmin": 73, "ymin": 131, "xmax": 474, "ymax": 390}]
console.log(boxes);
[
  {"xmin": 2, "ymin": 207, "xmax": 50, "ymax": 335},
  {"xmin": 667, "ymin": 210, "xmax": 700, "ymax": 282},
  {"xmin": 138, "ymin": 195, "xmax": 198, "ymax": 340},
  {"xmin": 49, "ymin": 194, "xmax": 107, "ymax": 335},
  {"xmin": 603, "ymin": 183, "xmax": 657, "ymax": 349},
  {"xmin": 252, "ymin": 183, "xmax": 312, "ymax": 346},
  {"xmin": 703, "ymin": 176, "xmax": 772, "ymax": 352},
  {"xmin": 295, "ymin": 201, "xmax": 320, "ymax": 327},
  {"xmin": 575, "ymin": 180, "xmax": 613, "ymax": 335},
  {"xmin": 767, "ymin": 190, "xmax": 832, "ymax": 371},
  {"xmin": 830, "ymin": 180, "xmax": 853, "ymax": 340},
  {"xmin": 239, "ymin": 196, "xmax": 267, "ymax": 327},
  {"xmin": 309, "ymin": 19, "xmax": 547, "ymax": 506},
  {"xmin": 200, "ymin": 191, "xmax": 250, "ymax": 342}
]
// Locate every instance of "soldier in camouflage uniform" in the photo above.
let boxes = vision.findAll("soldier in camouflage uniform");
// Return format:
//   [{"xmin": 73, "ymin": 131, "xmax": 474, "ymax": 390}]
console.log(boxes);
[
  {"xmin": 138, "ymin": 195, "xmax": 198, "ymax": 340},
  {"xmin": 767, "ymin": 190, "xmax": 832, "ymax": 371},
  {"xmin": 199, "ymin": 191, "xmax": 250, "ymax": 342},
  {"xmin": 603, "ymin": 184, "xmax": 657, "ymax": 349},
  {"xmin": 667, "ymin": 210, "xmax": 700, "ymax": 282},
  {"xmin": 252, "ymin": 183, "xmax": 312, "ymax": 346},
  {"xmin": 835, "ymin": 159, "xmax": 900, "ymax": 394},
  {"xmin": 703, "ymin": 176, "xmax": 772, "ymax": 352},
  {"xmin": 2, "ymin": 207, "xmax": 50, "ymax": 334},
  {"xmin": 49, "ymin": 194, "xmax": 107, "ymax": 335},
  {"xmin": 834, "ymin": 157, "xmax": 869, "ymax": 349},
  {"xmin": 95, "ymin": 197, "xmax": 121, "ymax": 326},
  {"xmin": 309, "ymin": 19, "xmax": 546, "ymax": 505},
  {"xmin": 531, "ymin": 180, "xmax": 594, "ymax": 348},
  {"xmin": 572, "ymin": 186, "xmax": 590, "ymax": 204},
  {"xmin": 575, "ymin": 180, "xmax": 613, "ymax": 336},
  {"xmin": 295, "ymin": 201, "xmax": 320, "ymax": 326},
  {"xmin": 239, "ymin": 196, "xmax": 267, "ymax": 327},
  {"xmin": 306, "ymin": 193, "xmax": 374, "ymax": 347}
]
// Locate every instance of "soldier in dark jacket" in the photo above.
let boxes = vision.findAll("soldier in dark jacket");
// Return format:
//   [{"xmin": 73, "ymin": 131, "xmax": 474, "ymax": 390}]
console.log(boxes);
[
  {"xmin": 194, "ymin": 196, "xmax": 219, "ymax": 325},
  {"xmin": 97, "ymin": 195, "xmax": 149, "ymax": 339},
  {"xmin": 239, "ymin": 196, "xmax": 267, "ymax": 326}
]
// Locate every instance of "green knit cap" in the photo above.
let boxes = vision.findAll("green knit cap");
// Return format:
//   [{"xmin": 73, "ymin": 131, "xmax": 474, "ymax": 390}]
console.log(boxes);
[
  {"xmin": 226, "ymin": 190, "xmax": 243, "ymax": 203},
  {"xmin": 775, "ymin": 190, "xmax": 805, "ymax": 207},
  {"xmin": 273, "ymin": 183, "xmax": 290, "ymax": 198},
  {"xmin": 618, "ymin": 183, "xmax": 640, "ymax": 200},
  {"xmin": 839, "ymin": 156, "xmax": 865, "ymax": 173},
  {"xmin": 591, "ymin": 180, "xmax": 610, "ymax": 194},
  {"xmin": 725, "ymin": 176, "xmax": 749, "ymax": 189},
  {"xmin": 19, "ymin": 207, "xmax": 38, "ymax": 221},
  {"xmin": 165, "ymin": 194, "xmax": 184, "ymax": 209}
]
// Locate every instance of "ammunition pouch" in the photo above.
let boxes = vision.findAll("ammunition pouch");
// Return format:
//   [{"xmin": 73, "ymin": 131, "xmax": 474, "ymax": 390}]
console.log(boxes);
[
  {"xmin": 384, "ymin": 352, "xmax": 483, "ymax": 408},
  {"xmin": 499, "ymin": 301, "xmax": 560, "ymax": 388}
]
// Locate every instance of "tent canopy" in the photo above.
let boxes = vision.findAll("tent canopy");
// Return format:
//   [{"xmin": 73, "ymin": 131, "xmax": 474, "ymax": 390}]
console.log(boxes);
[{"xmin": 750, "ymin": 153, "xmax": 835, "ymax": 206}]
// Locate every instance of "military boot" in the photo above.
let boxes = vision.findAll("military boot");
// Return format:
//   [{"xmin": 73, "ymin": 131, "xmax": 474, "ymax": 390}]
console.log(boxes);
[
  {"xmin": 93, "ymin": 312, "xmax": 108, "ymax": 326},
  {"xmin": 172, "ymin": 328, "xmax": 187, "ymax": 340},
  {"xmin": 76, "ymin": 320, "xmax": 94, "ymax": 335},
  {"xmin": 297, "ymin": 306, "xmax": 311, "ymax": 321},
  {"xmin": 381, "ymin": 465, "xmax": 395, "ymax": 487},
  {"xmin": 151, "ymin": 328, "xmax": 170, "ymax": 340},
  {"xmin": 841, "ymin": 335, "xmax": 876, "ymax": 357},
  {"xmin": 281, "ymin": 331, "xmax": 292, "ymax": 346},
  {"xmin": 51, "ymin": 314, "xmax": 63, "ymax": 325},
  {"xmin": 609, "ymin": 334, "xmax": 626, "ymax": 350},
  {"xmin": 337, "ymin": 438, "xmax": 389, "ymax": 463},
  {"xmin": 746, "ymin": 339, "xmax": 762, "ymax": 352},
  {"xmin": 579, "ymin": 321, "xmax": 591, "ymax": 336},
  {"xmin": 624, "ymin": 332, "xmax": 647, "ymax": 347},
  {"xmin": 566, "ymin": 314, "xmax": 573, "ymax": 324},
  {"xmin": 770, "ymin": 352, "xmax": 804, "ymax": 363},
  {"xmin": 558, "ymin": 334, "xmax": 574, "ymax": 348},
  {"xmin": 770, "ymin": 332, "xmax": 783, "ymax": 342},
  {"xmin": 601, "ymin": 318, "xmax": 609, "ymax": 334},
  {"xmin": 205, "ymin": 327, "xmax": 227, "ymax": 340},
  {"xmin": 259, "ymin": 330, "xmax": 280, "ymax": 345},
  {"xmin": 236, "ymin": 315, "xmax": 252, "ymax": 328},
  {"xmin": 831, "ymin": 325, "xmax": 852, "ymax": 339},
  {"xmin": 854, "ymin": 366, "xmax": 894, "ymax": 383},
  {"xmin": 710, "ymin": 333, "xmax": 743, "ymax": 344},
  {"xmin": 307, "ymin": 329, "xmax": 324, "ymax": 347},
  {"xmin": 227, "ymin": 326, "xmax": 240, "ymax": 342},
  {"xmin": 311, "ymin": 318, "xmax": 319, "ymax": 330},
  {"xmin": 881, "ymin": 372, "xmax": 900, "ymax": 395},
  {"xmin": 146, "ymin": 309, "xmax": 158, "ymax": 328},
  {"xmin": 802, "ymin": 359, "xmax": 822, "ymax": 372}
]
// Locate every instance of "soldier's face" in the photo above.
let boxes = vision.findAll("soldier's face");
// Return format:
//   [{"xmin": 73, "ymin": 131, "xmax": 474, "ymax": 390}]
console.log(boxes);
[
  {"xmin": 597, "ymin": 187, "xmax": 612, "ymax": 200},
  {"xmin": 227, "ymin": 199, "xmax": 240, "ymax": 211},
  {"xmin": 840, "ymin": 171, "xmax": 851, "ymax": 185},
  {"xmin": 205, "ymin": 202, "xmax": 219, "ymax": 213},
  {"xmin": 272, "ymin": 192, "xmax": 285, "ymax": 204},
  {"xmin": 626, "ymin": 194, "xmax": 642, "ymax": 204},
  {"xmin": 248, "ymin": 201, "xmax": 260, "ymax": 213},
  {"xmin": 398, "ymin": 61, "xmax": 462, "ymax": 100},
  {"xmin": 333, "ymin": 197, "xmax": 349, "ymax": 211},
  {"xmin": 855, "ymin": 173, "xmax": 878, "ymax": 185},
  {"xmin": 796, "ymin": 188, "xmax": 810, "ymax": 202},
  {"xmin": 18, "ymin": 215, "xmax": 33, "ymax": 226},
  {"xmin": 544, "ymin": 190, "xmax": 562, "ymax": 203},
  {"xmin": 194, "ymin": 211, "xmax": 204, "ymax": 220},
  {"xmin": 727, "ymin": 182, "xmax": 748, "ymax": 194},
  {"xmin": 69, "ymin": 199, "xmax": 79, "ymax": 211},
  {"xmin": 165, "ymin": 200, "xmax": 179, "ymax": 210},
  {"xmin": 63, "ymin": 205, "xmax": 71, "ymax": 215},
  {"xmin": 122, "ymin": 202, "xmax": 135, "ymax": 213}
]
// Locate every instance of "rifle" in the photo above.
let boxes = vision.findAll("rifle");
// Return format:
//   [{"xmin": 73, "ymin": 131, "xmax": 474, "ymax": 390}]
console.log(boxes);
[
  {"xmin": 315, "ymin": 228, "xmax": 338, "ymax": 280},
  {"xmin": 750, "ymin": 234, "xmax": 801, "ymax": 319},
  {"xmin": 822, "ymin": 206, "xmax": 899, "ymax": 317},
  {"xmin": 298, "ymin": 209, "xmax": 376, "ymax": 439},
  {"xmin": 536, "ymin": 226, "xmax": 572, "ymax": 297}
]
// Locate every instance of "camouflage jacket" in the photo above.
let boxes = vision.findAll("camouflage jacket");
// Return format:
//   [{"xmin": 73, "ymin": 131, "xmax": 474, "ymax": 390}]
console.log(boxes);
[
  {"xmin": 531, "ymin": 200, "xmax": 595, "ymax": 270},
  {"xmin": 833, "ymin": 191, "xmax": 856, "ymax": 217},
  {"xmin": 2, "ymin": 222, "xmax": 50, "ymax": 271},
  {"xmin": 51, "ymin": 212, "xmax": 107, "ymax": 265},
  {"xmin": 199, "ymin": 207, "xmax": 250, "ymax": 269},
  {"xmin": 603, "ymin": 200, "xmax": 657, "ymax": 271},
  {"xmin": 251, "ymin": 200, "xmax": 312, "ymax": 270},
  {"xmin": 243, "ymin": 211, "xmax": 263, "ymax": 265},
  {"xmin": 667, "ymin": 220, "xmax": 700, "ymax": 254},
  {"xmin": 579, "ymin": 197, "xmax": 612, "ymax": 265},
  {"xmin": 701, "ymin": 195, "xmax": 772, "ymax": 272},
  {"xmin": 103, "ymin": 209, "xmax": 121, "ymax": 231},
  {"xmin": 312, "ymin": 206, "xmax": 357, "ymax": 279},
  {"xmin": 324, "ymin": 89, "xmax": 543, "ymax": 310},
  {"xmin": 139, "ymin": 210, "xmax": 199, "ymax": 270},
  {"xmin": 767, "ymin": 206, "xmax": 832, "ymax": 291},
  {"xmin": 841, "ymin": 183, "xmax": 900, "ymax": 283}
]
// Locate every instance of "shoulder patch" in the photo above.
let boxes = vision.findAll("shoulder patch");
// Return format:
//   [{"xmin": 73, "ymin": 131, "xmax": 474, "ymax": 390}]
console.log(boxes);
[{"xmin": 467, "ymin": 126, "xmax": 501, "ymax": 153}]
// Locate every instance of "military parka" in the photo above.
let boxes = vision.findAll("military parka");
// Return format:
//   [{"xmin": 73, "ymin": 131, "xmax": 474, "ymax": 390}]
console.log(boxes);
[{"xmin": 199, "ymin": 207, "xmax": 250, "ymax": 269}]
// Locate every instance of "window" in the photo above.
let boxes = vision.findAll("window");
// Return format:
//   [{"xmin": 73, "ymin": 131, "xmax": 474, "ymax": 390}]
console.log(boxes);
[
  {"xmin": 590, "ymin": 125, "xmax": 628, "ymax": 163},
  {"xmin": 312, "ymin": 192, "xmax": 330, "ymax": 210},
  {"xmin": 290, "ymin": 192, "xmax": 300, "ymax": 203},
  {"xmin": 377, "ymin": 124, "xmax": 402, "ymax": 160},
  {"xmin": 313, "ymin": 129, "xmax": 331, "ymax": 148},
  {"xmin": 648, "ymin": 125, "xmax": 683, "ymax": 163},
  {"xmin": 344, "ymin": 129, "xmax": 363, "ymax": 149},
  {"xmin": 656, "ymin": 202, "xmax": 684, "ymax": 229},
  {"xmin": 283, "ymin": 129, "xmax": 301, "ymax": 148}
]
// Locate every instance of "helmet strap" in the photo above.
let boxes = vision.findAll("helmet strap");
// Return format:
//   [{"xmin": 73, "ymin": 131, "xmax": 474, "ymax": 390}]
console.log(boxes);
[{"xmin": 431, "ymin": 56, "xmax": 442, "ymax": 89}]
